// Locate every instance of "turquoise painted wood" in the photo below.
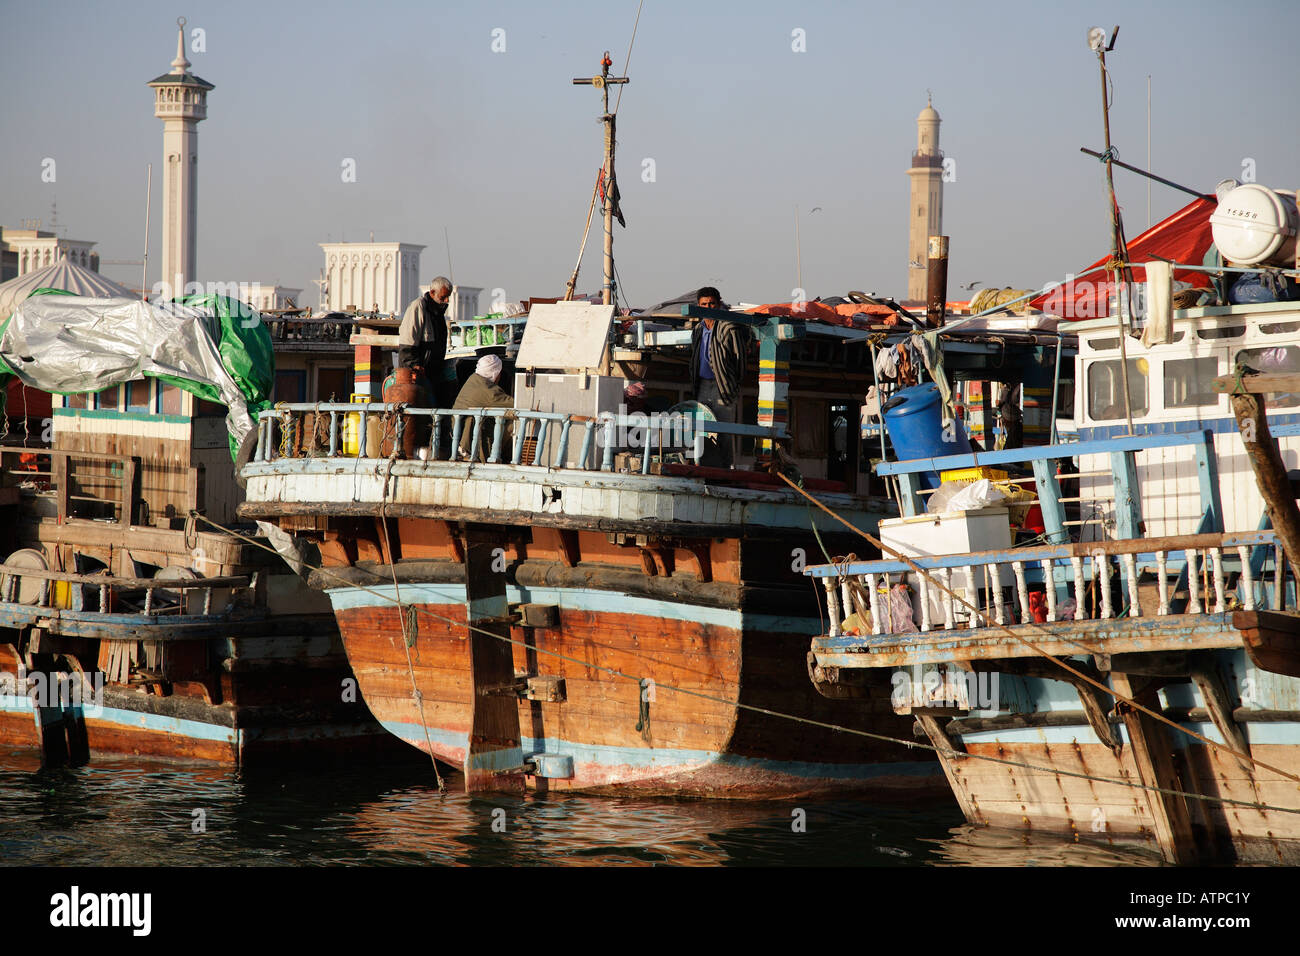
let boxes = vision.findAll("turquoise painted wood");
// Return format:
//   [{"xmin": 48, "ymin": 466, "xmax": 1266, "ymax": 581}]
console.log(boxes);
[{"xmin": 1109, "ymin": 449, "xmax": 1143, "ymax": 541}]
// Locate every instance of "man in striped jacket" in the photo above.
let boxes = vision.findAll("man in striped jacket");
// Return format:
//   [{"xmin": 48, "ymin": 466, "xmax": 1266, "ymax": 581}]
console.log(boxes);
[{"xmin": 689, "ymin": 286, "xmax": 750, "ymax": 468}]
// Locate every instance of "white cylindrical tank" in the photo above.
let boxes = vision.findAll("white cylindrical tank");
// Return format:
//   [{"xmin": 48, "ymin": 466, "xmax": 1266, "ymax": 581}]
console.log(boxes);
[{"xmin": 1210, "ymin": 182, "xmax": 1298, "ymax": 266}]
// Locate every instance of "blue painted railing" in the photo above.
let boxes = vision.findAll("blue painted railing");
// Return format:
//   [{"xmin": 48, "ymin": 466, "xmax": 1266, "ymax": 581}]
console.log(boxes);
[
  {"xmin": 252, "ymin": 403, "xmax": 780, "ymax": 476},
  {"xmin": 805, "ymin": 528, "xmax": 1289, "ymax": 637}
]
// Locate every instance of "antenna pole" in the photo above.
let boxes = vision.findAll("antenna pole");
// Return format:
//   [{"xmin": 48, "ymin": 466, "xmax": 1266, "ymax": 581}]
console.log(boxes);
[
  {"xmin": 1147, "ymin": 74, "xmax": 1152, "ymax": 227},
  {"xmin": 142, "ymin": 163, "xmax": 152, "ymax": 297},
  {"xmin": 574, "ymin": 52, "xmax": 629, "ymax": 307},
  {"xmin": 1096, "ymin": 28, "xmax": 1136, "ymax": 436},
  {"xmin": 795, "ymin": 205, "xmax": 802, "ymax": 291}
]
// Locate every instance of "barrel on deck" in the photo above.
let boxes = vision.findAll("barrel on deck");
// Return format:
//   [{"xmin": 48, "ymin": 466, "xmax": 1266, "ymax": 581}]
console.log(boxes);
[{"xmin": 882, "ymin": 383, "xmax": 971, "ymax": 489}]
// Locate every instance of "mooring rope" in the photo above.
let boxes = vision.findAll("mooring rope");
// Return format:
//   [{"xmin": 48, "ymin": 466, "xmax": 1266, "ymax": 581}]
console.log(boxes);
[
  {"xmin": 379, "ymin": 454, "xmax": 445, "ymax": 791},
  {"xmin": 774, "ymin": 471, "xmax": 1300, "ymax": 785},
  {"xmin": 189, "ymin": 510, "xmax": 1300, "ymax": 817}
]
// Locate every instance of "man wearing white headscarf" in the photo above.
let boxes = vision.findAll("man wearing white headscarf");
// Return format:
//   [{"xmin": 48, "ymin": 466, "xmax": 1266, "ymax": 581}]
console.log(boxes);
[{"xmin": 452, "ymin": 354, "xmax": 514, "ymax": 459}]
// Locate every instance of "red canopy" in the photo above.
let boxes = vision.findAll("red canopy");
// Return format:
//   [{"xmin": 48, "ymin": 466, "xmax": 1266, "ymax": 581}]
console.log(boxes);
[{"xmin": 1032, "ymin": 197, "xmax": 1216, "ymax": 318}]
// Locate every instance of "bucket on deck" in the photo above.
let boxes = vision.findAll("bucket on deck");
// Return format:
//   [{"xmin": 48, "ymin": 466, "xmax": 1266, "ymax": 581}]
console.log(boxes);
[{"xmin": 882, "ymin": 383, "xmax": 972, "ymax": 490}]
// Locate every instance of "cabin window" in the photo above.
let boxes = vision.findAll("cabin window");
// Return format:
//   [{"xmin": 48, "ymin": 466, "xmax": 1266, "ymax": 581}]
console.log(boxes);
[
  {"xmin": 1197, "ymin": 325, "xmax": 1246, "ymax": 340},
  {"xmin": 196, "ymin": 397, "xmax": 225, "ymax": 416},
  {"xmin": 126, "ymin": 379, "xmax": 151, "ymax": 412},
  {"xmin": 1260, "ymin": 321, "xmax": 1300, "ymax": 335},
  {"xmin": 65, "ymin": 393, "xmax": 87, "ymax": 410},
  {"xmin": 1087, "ymin": 337, "xmax": 1120, "ymax": 351},
  {"xmin": 158, "ymin": 384, "xmax": 182, "ymax": 416},
  {"xmin": 1087, "ymin": 359, "xmax": 1148, "ymax": 421},
  {"xmin": 94, "ymin": 385, "xmax": 120, "ymax": 412},
  {"xmin": 1163, "ymin": 357, "xmax": 1219, "ymax": 409},
  {"xmin": 1237, "ymin": 347, "xmax": 1300, "ymax": 408}
]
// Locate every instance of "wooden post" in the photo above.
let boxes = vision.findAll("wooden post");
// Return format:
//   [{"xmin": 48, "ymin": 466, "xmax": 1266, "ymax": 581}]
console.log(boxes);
[
  {"xmin": 463, "ymin": 524, "xmax": 525, "ymax": 792},
  {"xmin": 1110, "ymin": 671, "xmax": 1198, "ymax": 864},
  {"xmin": 119, "ymin": 457, "xmax": 138, "ymax": 526},
  {"xmin": 1232, "ymin": 391, "xmax": 1300, "ymax": 572},
  {"xmin": 925, "ymin": 235, "xmax": 949, "ymax": 328},
  {"xmin": 52, "ymin": 452, "xmax": 69, "ymax": 521},
  {"xmin": 1213, "ymin": 372, "xmax": 1300, "ymax": 573}
]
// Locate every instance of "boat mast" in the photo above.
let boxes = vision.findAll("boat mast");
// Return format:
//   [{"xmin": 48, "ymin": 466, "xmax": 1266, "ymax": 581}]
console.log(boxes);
[
  {"xmin": 573, "ymin": 52, "xmax": 628, "ymax": 307},
  {"xmin": 1091, "ymin": 25, "xmax": 1136, "ymax": 436}
]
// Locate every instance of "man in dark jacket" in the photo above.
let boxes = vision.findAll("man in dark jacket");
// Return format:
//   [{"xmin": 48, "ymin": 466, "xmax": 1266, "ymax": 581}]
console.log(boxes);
[
  {"xmin": 398, "ymin": 277, "xmax": 454, "ymax": 406},
  {"xmin": 689, "ymin": 286, "xmax": 749, "ymax": 468}
]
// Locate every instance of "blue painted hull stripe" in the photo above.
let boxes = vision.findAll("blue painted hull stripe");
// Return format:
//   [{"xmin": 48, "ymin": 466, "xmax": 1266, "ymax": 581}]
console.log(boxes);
[
  {"xmin": 377, "ymin": 717, "xmax": 938, "ymax": 781},
  {"xmin": 1078, "ymin": 411, "xmax": 1300, "ymax": 443},
  {"xmin": 963, "ymin": 720, "xmax": 1300, "ymax": 747},
  {"xmin": 329, "ymin": 583, "xmax": 748, "ymax": 629},
  {"xmin": 0, "ymin": 697, "xmax": 238, "ymax": 744}
]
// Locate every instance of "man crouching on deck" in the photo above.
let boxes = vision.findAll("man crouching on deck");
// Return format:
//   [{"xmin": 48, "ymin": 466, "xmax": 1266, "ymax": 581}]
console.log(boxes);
[{"xmin": 453, "ymin": 354, "xmax": 513, "ymax": 460}]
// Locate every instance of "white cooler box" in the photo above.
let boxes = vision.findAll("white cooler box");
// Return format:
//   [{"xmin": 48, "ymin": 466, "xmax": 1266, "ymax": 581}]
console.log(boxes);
[{"xmin": 878, "ymin": 507, "xmax": 1012, "ymax": 625}]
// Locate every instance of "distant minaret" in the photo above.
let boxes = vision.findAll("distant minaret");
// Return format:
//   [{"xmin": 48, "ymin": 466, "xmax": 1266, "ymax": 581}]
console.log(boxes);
[
  {"xmin": 906, "ymin": 94, "xmax": 943, "ymax": 302},
  {"xmin": 147, "ymin": 18, "xmax": 213, "ymax": 297}
]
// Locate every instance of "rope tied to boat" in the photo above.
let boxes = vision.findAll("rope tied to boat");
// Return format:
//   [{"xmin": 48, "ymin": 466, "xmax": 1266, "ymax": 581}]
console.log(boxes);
[
  {"xmin": 190, "ymin": 509, "xmax": 1300, "ymax": 817},
  {"xmin": 378, "ymin": 454, "xmax": 445, "ymax": 792},
  {"xmin": 775, "ymin": 473, "xmax": 1300, "ymax": 786}
]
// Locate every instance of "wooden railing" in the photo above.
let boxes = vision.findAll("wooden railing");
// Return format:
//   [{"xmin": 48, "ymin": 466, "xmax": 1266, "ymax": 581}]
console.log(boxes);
[
  {"xmin": 250, "ymin": 403, "xmax": 779, "ymax": 475},
  {"xmin": 0, "ymin": 563, "xmax": 253, "ymax": 617},
  {"xmin": 805, "ymin": 529, "xmax": 1289, "ymax": 637},
  {"xmin": 0, "ymin": 446, "xmax": 139, "ymax": 525}
]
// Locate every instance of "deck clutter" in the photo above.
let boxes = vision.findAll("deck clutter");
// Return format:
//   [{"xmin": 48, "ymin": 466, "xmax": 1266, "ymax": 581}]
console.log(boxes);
[{"xmin": 0, "ymin": 293, "xmax": 407, "ymax": 767}]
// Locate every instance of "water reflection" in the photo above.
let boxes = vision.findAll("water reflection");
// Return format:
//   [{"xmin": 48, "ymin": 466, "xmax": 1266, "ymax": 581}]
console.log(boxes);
[{"xmin": 0, "ymin": 751, "xmax": 1170, "ymax": 867}]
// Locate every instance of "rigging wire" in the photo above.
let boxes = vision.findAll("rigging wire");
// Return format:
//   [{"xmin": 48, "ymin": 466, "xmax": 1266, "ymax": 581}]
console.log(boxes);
[
  {"xmin": 773, "ymin": 471, "xmax": 1300, "ymax": 786},
  {"xmin": 189, "ymin": 508, "xmax": 1300, "ymax": 817},
  {"xmin": 612, "ymin": 0, "xmax": 645, "ymax": 116}
]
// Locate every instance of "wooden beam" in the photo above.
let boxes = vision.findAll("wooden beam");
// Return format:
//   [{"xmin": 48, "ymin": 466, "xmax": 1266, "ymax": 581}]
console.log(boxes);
[
  {"xmin": 557, "ymin": 529, "xmax": 580, "ymax": 568},
  {"xmin": 463, "ymin": 524, "xmax": 525, "ymax": 793},
  {"xmin": 348, "ymin": 332, "xmax": 402, "ymax": 347},
  {"xmin": 1227, "ymin": 390, "xmax": 1300, "ymax": 575},
  {"xmin": 1212, "ymin": 371, "xmax": 1300, "ymax": 395},
  {"xmin": 913, "ymin": 712, "xmax": 983, "ymax": 824},
  {"xmin": 1110, "ymin": 671, "xmax": 1198, "ymax": 864}
]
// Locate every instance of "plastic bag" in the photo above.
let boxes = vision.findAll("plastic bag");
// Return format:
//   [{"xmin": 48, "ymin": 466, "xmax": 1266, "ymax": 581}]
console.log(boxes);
[{"xmin": 928, "ymin": 478, "xmax": 1006, "ymax": 514}]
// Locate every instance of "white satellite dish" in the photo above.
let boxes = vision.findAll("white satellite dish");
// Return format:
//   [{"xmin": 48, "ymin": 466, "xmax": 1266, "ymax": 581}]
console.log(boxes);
[{"xmin": 1087, "ymin": 26, "xmax": 1106, "ymax": 51}]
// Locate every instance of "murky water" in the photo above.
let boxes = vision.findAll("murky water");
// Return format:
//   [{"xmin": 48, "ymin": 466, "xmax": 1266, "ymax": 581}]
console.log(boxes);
[{"xmin": 0, "ymin": 749, "xmax": 1168, "ymax": 866}]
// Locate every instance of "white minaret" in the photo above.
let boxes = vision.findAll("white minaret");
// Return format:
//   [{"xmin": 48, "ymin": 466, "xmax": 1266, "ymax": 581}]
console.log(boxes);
[
  {"xmin": 906, "ymin": 95, "xmax": 943, "ymax": 302},
  {"xmin": 147, "ymin": 17, "xmax": 213, "ymax": 298}
]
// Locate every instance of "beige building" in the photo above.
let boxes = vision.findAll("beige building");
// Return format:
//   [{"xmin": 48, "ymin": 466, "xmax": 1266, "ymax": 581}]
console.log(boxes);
[
  {"xmin": 235, "ymin": 282, "xmax": 302, "ymax": 312},
  {"xmin": 320, "ymin": 241, "xmax": 425, "ymax": 315},
  {"xmin": 1, "ymin": 228, "xmax": 98, "ymax": 279},
  {"xmin": 905, "ymin": 97, "xmax": 944, "ymax": 302}
]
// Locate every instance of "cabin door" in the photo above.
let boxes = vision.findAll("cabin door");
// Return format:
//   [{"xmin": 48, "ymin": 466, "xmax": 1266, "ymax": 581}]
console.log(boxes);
[{"xmin": 827, "ymin": 403, "xmax": 858, "ymax": 487}]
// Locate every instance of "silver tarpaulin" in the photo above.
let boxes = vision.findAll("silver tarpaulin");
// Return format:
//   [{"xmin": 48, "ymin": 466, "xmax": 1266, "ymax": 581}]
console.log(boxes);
[{"xmin": 0, "ymin": 295, "xmax": 255, "ymax": 451}]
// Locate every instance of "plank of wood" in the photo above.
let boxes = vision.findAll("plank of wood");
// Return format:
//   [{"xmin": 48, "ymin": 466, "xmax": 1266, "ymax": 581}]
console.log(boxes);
[
  {"xmin": 348, "ymin": 333, "xmax": 402, "ymax": 347},
  {"xmin": 463, "ymin": 524, "xmax": 525, "ymax": 791},
  {"xmin": 1228, "ymin": 390, "xmax": 1300, "ymax": 576},
  {"xmin": 1212, "ymin": 372, "xmax": 1300, "ymax": 395},
  {"xmin": 1110, "ymin": 672, "xmax": 1199, "ymax": 864}
]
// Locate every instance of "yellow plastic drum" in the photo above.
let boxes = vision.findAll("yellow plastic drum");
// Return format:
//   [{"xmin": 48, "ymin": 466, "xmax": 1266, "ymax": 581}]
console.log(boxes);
[{"xmin": 341, "ymin": 392, "xmax": 368, "ymax": 456}]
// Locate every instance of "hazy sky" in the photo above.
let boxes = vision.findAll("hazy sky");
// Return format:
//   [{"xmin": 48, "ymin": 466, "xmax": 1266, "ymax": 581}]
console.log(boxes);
[{"xmin": 3, "ymin": 0, "xmax": 1298, "ymax": 310}]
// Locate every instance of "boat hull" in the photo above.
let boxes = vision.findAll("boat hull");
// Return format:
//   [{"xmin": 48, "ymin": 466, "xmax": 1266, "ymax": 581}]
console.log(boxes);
[{"xmin": 330, "ymin": 578, "xmax": 942, "ymax": 797}]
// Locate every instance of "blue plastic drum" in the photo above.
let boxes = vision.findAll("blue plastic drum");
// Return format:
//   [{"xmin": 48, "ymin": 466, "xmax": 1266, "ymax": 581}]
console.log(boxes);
[{"xmin": 882, "ymin": 383, "xmax": 972, "ymax": 489}]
